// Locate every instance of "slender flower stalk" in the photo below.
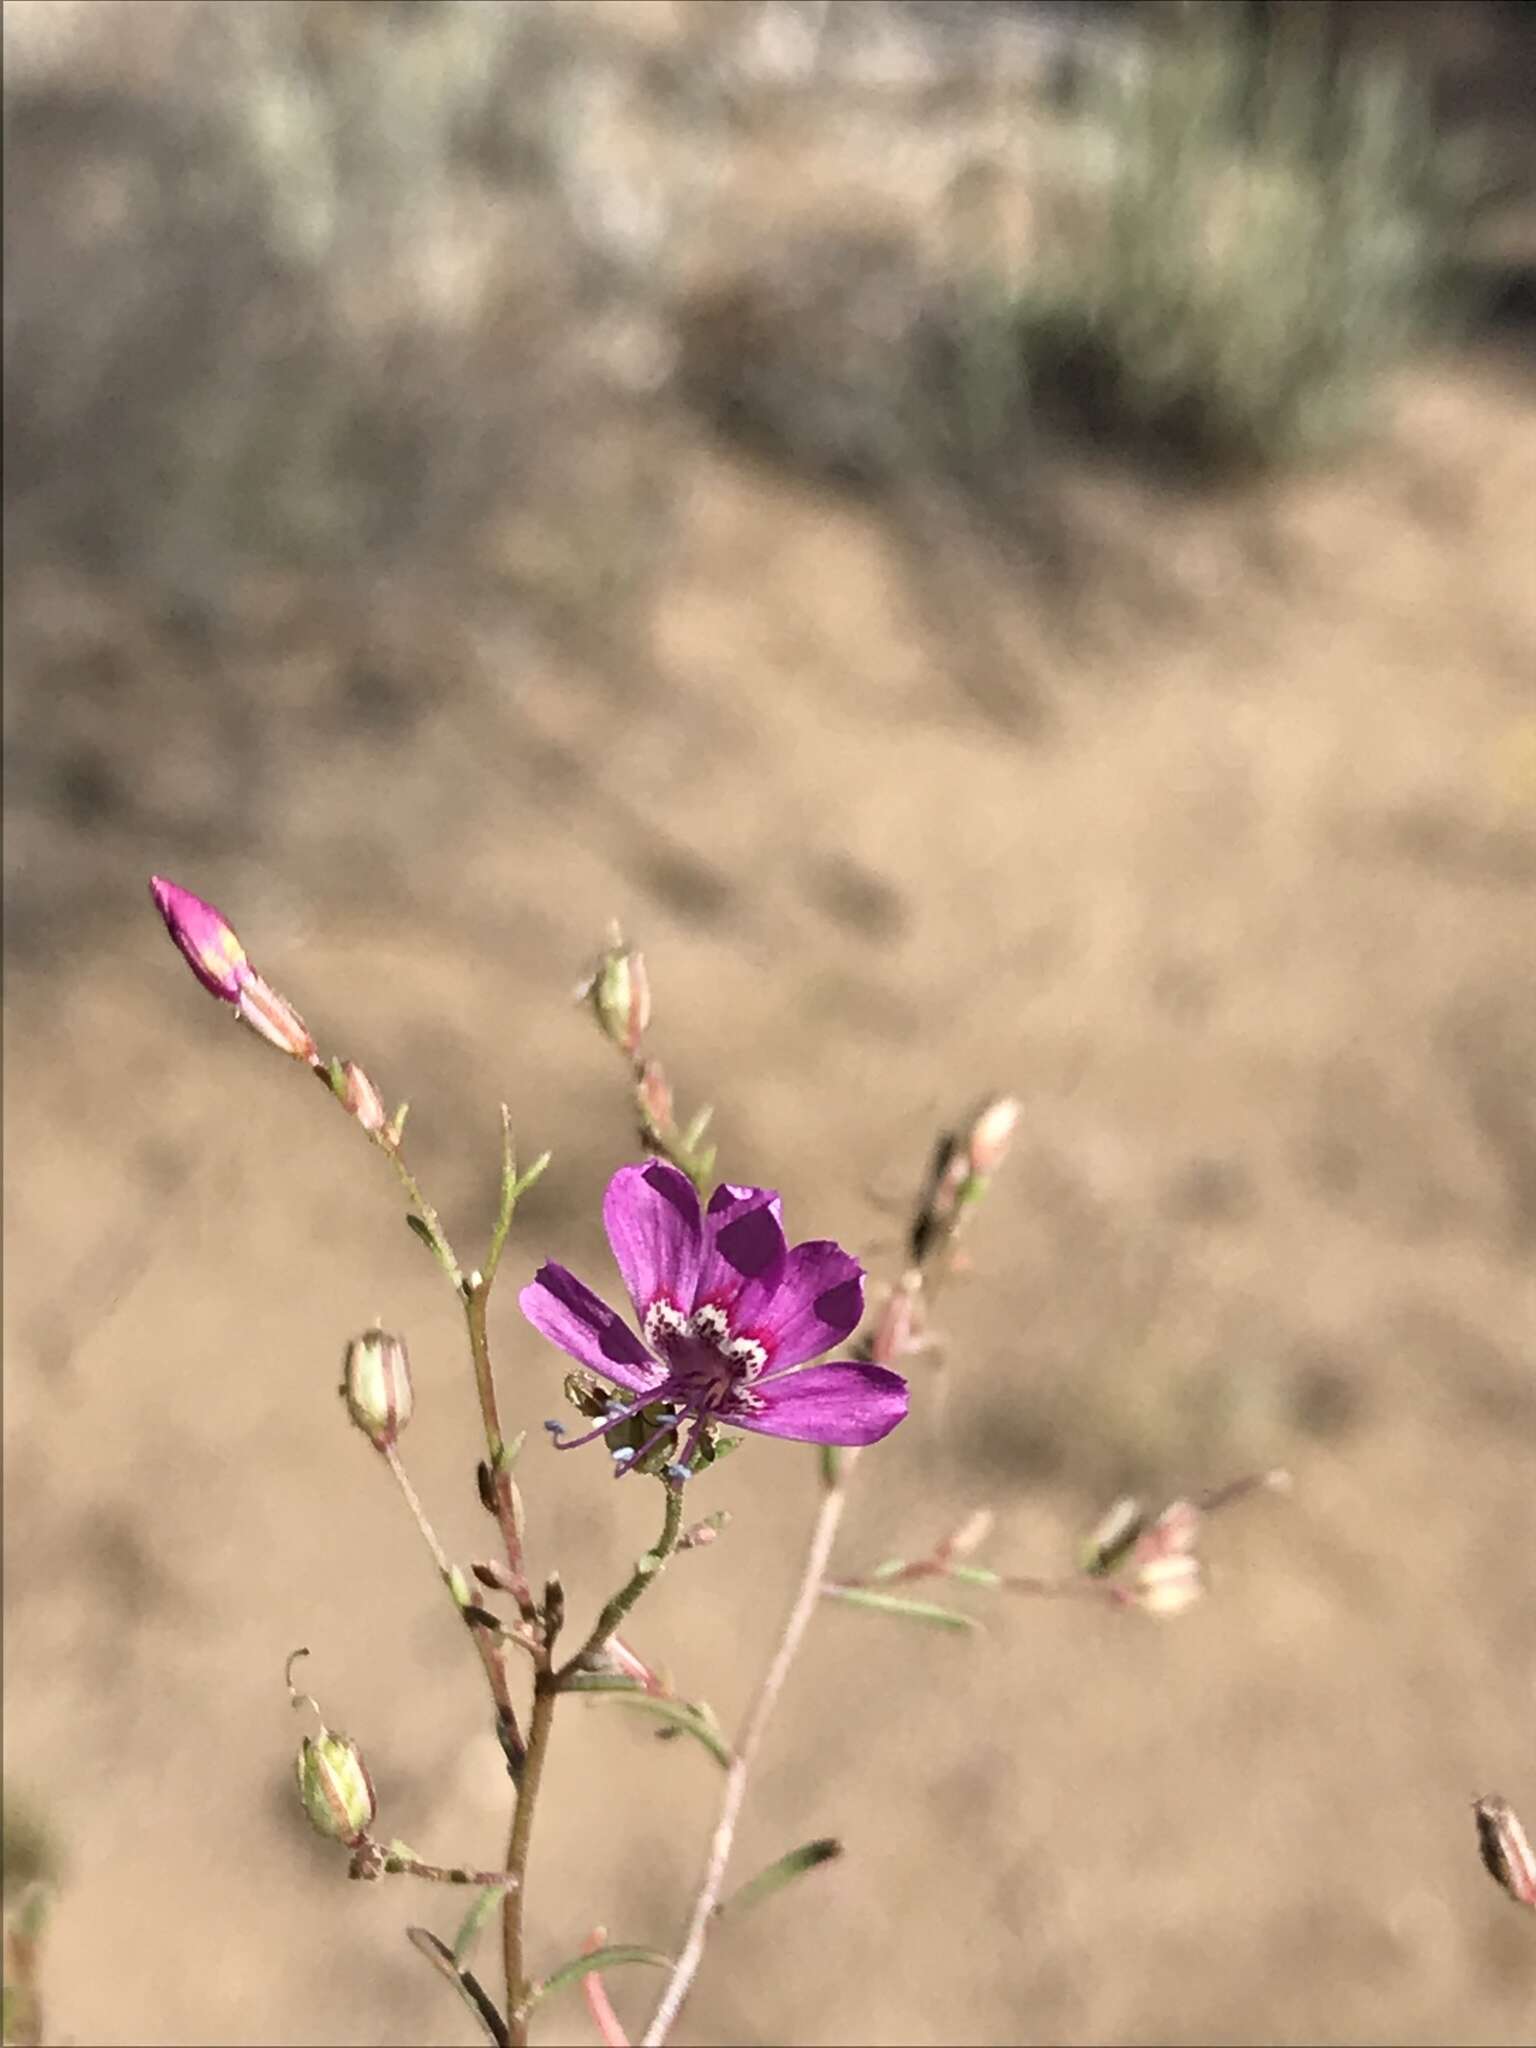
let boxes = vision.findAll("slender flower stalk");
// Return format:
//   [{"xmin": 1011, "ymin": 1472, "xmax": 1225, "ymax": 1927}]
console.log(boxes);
[{"xmin": 643, "ymin": 1104, "xmax": 1018, "ymax": 2041}]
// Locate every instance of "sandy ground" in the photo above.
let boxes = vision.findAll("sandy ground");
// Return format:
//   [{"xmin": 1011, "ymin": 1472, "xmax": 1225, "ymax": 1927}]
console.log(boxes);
[{"xmin": 5, "ymin": 7, "xmax": 1536, "ymax": 2046}]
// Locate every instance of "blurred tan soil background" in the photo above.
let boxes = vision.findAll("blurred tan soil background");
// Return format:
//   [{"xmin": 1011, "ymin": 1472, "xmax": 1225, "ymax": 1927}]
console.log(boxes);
[{"xmin": 4, "ymin": 2, "xmax": 1536, "ymax": 2042}]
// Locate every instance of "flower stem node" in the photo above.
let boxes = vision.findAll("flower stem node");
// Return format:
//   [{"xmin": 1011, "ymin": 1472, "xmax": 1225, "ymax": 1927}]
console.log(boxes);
[
  {"xmin": 296, "ymin": 1728, "xmax": 378, "ymax": 1848},
  {"xmin": 341, "ymin": 1327, "xmax": 415, "ymax": 1450}
]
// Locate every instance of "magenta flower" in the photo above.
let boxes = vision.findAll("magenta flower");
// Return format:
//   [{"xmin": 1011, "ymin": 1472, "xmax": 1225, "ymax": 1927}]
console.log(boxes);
[{"xmin": 521, "ymin": 1161, "xmax": 908, "ymax": 1474}]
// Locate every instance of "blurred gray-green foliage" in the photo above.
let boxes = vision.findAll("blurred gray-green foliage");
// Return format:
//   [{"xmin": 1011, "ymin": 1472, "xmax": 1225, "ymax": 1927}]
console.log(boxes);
[{"xmin": 979, "ymin": 8, "xmax": 1480, "ymax": 469}]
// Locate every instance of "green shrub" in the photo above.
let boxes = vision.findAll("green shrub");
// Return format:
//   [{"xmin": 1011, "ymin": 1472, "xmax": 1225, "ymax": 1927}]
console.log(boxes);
[{"xmin": 978, "ymin": 14, "xmax": 1473, "ymax": 471}]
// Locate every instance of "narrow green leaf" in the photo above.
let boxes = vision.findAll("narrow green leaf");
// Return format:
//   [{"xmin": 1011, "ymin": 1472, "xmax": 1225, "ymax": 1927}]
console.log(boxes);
[
  {"xmin": 405, "ymin": 1211, "xmax": 446, "ymax": 1265},
  {"xmin": 514, "ymin": 1151, "xmax": 552, "ymax": 1202},
  {"xmin": 564, "ymin": 1677, "xmax": 732, "ymax": 1768},
  {"xmin": 822, "ymin": 1586, "xmax": 979, "ymax": 1633},
  {"xmin": 868, "ymin": 1557, "xmax": 910, "ymax": 1582},
  {"xmin": 453, "ymin": 1885, "xmax": 505, "ymax": 1969},
  {"xmin": 715, "ymin": 1838, "xmax": 843, "ymax": 1920},
  {"xmin": 483, "ymin": 1106, "xmax": 519, "ymax": 1286},
  {"xmin": 945, "ymin": 1563, "xmax": 1003, "ymax": 1589},
  {"xmin": 405, "ymin": 1927, "xmax": 509, "ymax": 2048},
  {"xmin": 679, "ymin": 1105, "xmax": 714, "ymax": 1154},
  {"xmin": 527, "ymin": 1944, "xmax": 671, "ymax": 2010}
]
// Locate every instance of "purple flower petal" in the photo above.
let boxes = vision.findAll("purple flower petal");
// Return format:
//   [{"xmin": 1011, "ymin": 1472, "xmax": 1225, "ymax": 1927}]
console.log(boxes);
[
  {"xmin": 603, "ymin": 1162, "xmax": 703, "ymax": 1320},
  {"xmin": 729, "ymin": 1362, "xmax": 909, "ymax": 1446},
  {"xmin": 732, "ymin": 1239, "xmax": 864, "ymax": 1368},
  {"xmin": 519, "ymin": 1262, "xmax": 664, "ymax": 1394},
  {"xmin": 695, "ymin": 1183, "xmax": 787, "ymax": 1313}
]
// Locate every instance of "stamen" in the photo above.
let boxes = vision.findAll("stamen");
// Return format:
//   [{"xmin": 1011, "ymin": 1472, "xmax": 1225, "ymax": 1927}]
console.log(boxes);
[
  {"xmin": 611, "ymin": 1407, "xmax": 684, "ymax": 1480},
  {"xmin": 549, "ymin": 1395, "xmax": 653, "ymax": 1452}
]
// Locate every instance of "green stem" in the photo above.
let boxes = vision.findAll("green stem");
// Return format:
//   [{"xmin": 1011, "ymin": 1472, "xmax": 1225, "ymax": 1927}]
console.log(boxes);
[
  {"xmin": 503, "ymin": 1676, "xmax": 557, "ymax": 2045},
  {"xmin": 384, "ymin": 1143, "xmax": 464, "ymax": 1288},
  {"xmin": 464, "ymin": 1276, "xmax": 506, "ymax": 1466},
  {"xmin": 555, "ymin": 1480, "xmax": 687, "ymax": 1686}
]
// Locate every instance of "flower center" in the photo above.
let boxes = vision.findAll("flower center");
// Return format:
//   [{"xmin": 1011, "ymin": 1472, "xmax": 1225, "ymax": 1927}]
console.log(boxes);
[{"xmin": 644, "ymin": 1299, "xmax": 769, "ymax": 1413}]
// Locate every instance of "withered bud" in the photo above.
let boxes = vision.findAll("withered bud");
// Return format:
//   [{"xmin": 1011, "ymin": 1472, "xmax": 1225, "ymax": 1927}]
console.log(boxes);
[
  {"xmin": 341, "ymin": 1327, "xmax": 414, "ymax": 1450},
  {"xmin": 296, "ymin": 1727, "xmax": 377, "ymax": 1846},
  {"xmin": 581, "ymin": 936, "xmax": 650, "ymax": 1057},
  {"xmin": 1474, "ymin": 1796, "xmax": 1536, "ymax": 1910}
]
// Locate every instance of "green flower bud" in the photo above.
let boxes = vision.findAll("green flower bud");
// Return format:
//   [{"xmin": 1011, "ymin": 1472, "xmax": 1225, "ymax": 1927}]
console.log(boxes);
[
  {"xmin": 581, "ymin": 936, "xmax": 650, "ymax": 1056},
  {"xmin": 341, "ymin": 1328, "xmax": 414, "ymax": 1450},
  {"xmin": 295, "ymin": 1728, "xmax": 376, "ymax": 1846}
]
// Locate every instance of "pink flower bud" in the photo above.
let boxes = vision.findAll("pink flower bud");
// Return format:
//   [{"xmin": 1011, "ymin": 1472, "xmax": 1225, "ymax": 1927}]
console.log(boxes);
[
  {"xmin": 1121, "ymin": 1551, "xmax": 1205, "ymax": 1616},
  {"xmin": 149, "ymin": 876, "xmax": 249, "ymax": 1001},
  {"xmin": 603, "ymin": 1635, "xmax": 668, "ymax": 1696},
  {"xmin": 1137, "ymin": 1499, "xmax": 1202, "ymax": 1560},
  {"xmin": 341, "ymin": 1328, "xmax": 415, "ymax": 1450},
  {"xmin": 1475, "ymin": 1796, "xmax": 1536, "ymax": 1910},
  {"xmin": 337, "ymin": 1059, "xmax": 389, "ymax": 1138},
  {"xmin": 965, "ymin": 1095, "xmax": 1021, "ymax": 1179},
  {"xmin": 870, "ymin": 1272, "xmax": 924, "ymax": 1367},
  {"xmin": 636, "ymin": 1058, "xmax": 673, "ymax": 1133},
  {"xmin": 150, "ymin": 875, "xmax": 318, "ymax": 1063}
]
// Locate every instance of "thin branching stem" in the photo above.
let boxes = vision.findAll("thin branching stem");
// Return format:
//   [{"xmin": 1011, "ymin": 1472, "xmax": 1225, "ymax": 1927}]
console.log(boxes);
[{"xmin": 642, "ymin": 1456, "xmax": 855, "ymax": 2046}]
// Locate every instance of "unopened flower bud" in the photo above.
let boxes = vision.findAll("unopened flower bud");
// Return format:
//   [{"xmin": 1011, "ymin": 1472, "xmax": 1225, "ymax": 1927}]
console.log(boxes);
[
  {"xmin": 234, "ymin": 970, "xmax": 319, "ymax": 1063},
  {"xmin": 341, "ymin": 1328, "xmax": 414, "ymax": 1450},
  {"xmin": 149, "ymin": 875, "xmax": 318, "ymax": 1063},
  {"xmin": 150, "ymin": 875, "xmax": 249, "ymax": 1000},
  {"xmin": 337, "ymin": 1059, "xmax": 389, "ymax": 1138},
  {"xmin": 1474, "ymin": 1796, "xmax": 1536, "ymax": 1909},
  {"xmin": 582, "ymin": 937, "xmax": 650, "ymax": 1057},
  {"xmin": 935, "ymin": 1507, "xmax": 995, "ymax": 1566},
  {"xmin": 296, "ymin": 1727, "xmax": 377, "ymax": 1846},
  {"xmin": 1121, "ymin": 1552, "xmax": 1205, "ymax": 1616},
  {"xmin": 1138, "ymin": 1499, "xmax": 1202, "ymax": 1560},
  {"xmin": 965, "ymin": 1095, "xmax": 1021, "ymax": 1179},
  {"xmin": 870, "ymin": 1272, "xmax": 924, "ymax": 1367},
  {"xmin": 1082, "ymin": 1497, "xmax": 1147, "ymax": 1576},
  {"xmin": 636, "ymin": 1059, "xmax": 673, "ymax": 1135},
  {"xmin": 602, "ymin": 1634, "xmax": 667, "ymax": 1696}
]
